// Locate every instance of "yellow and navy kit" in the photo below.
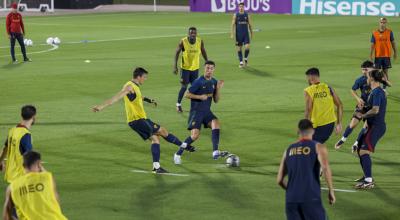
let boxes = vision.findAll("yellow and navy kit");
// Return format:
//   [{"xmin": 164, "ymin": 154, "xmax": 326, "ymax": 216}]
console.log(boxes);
[
  {"xmin": 123, "ymin": 81, "xmax": 147, "ymax": 123},
  {"xmin": 181, "ymin": 37, "xmax": 201, "ymax": 71},
  {"xmin": 304, "ymin": 82, "xmax": 336, "ymax": 127}
]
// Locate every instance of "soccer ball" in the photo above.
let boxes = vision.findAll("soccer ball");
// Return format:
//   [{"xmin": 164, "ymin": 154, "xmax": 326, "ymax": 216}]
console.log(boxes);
[
  {"xmin": 23, "ymin": 39, "xmax": 28, "ymax": 45},
  {"xmin": 26, "ymin": 39, "xmax": 33, "ymax": 47},
  {"xmin": 53, "ymin": 37, "xmax": 61, "ymax": 45},
  {"xmin": 226, "ymin": 154, "xmax": 240, "ymax": 167},
  {"xmin": 46, "ymin": 37, "xmax": 54, "ymax": 45}
]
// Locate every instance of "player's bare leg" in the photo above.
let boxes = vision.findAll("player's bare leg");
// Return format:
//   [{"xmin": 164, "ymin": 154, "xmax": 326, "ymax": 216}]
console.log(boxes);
[
  {"xmin": 244, "ymin": 43, "xmax": 250, "ymax": 66},
  {"xmin": 335, "ymin": 117, "xmax": 360, "ymax": 149}
]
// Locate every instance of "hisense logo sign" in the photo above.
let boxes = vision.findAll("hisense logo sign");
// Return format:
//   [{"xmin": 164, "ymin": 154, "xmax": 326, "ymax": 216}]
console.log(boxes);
[{"xmin": 295, "ymin": 0, "xmax": 399, "ymax": 16}]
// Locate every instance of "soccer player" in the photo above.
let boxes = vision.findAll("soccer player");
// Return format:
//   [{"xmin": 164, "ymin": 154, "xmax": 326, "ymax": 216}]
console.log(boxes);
[
  {"xmin": 277, "ymin": 119, "xmax": 335, "ymax": 220},
  {"xmin": 2, "ymin": 151, "xmax": 67, "ymax": 220},
  {"xmin": 0, "ymin": 105, "xmax": 36, "ymax": 183},
  {"xmin": 174, "ymin": 27, "xmax": 208, "ymax": 113},
  {"xmin": 335, "ymin": 61, "xmax": 374, "ymax": 149},
  {"xmin": 174, "ymin": 61, "xmax": 226, "ymax": 165},
  {"xmin": 353, "ymin": 70, "xmax": 387, "ymax": 189},
  {"xmin": 6, "ymin": 3, "xmax": 31, "ymax": 63},
  {"xmin": 370, "ymin": 17, "xmax": 397, "ymax": 86},
  {"xmin": 304, "ymin": 68, "xmax": 343, "ymax": 144},
  {"xmin": 231, "ymin": 2, "xmax": 253, "ymax": 68},
  {"xmin": 92, "ymin": 67, "xmax": 194, "ymax": 173}
]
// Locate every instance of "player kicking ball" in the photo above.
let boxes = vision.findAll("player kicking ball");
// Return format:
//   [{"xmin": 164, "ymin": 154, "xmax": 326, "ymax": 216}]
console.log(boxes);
[
  {"xmin": 174, "ymin": 61, "xmax": 228, "ymax": 165},
  {"xmin": 92, "ymin": 67, "xmax": 195, "ymax": 173}
]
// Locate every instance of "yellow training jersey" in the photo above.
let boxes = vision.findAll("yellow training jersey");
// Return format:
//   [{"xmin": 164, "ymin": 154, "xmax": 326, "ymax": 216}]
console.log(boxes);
[
  {"xmin": 123, "ymin": 81, "xmax": 147, "ymax": 122},
  {"xmin": 181, "ymin": 37, "xmax": 202, "ymax": 71},
  {"xmin": 5, "ymin": 126, "xmax": 30, "ymax": 183},
  {"xmin": 304, "ymin": 82, "xmax": 337, "ymax": 127},
  {"xmin": 10, "ymin": 172, "xmax": 67, "ymax": 220}
]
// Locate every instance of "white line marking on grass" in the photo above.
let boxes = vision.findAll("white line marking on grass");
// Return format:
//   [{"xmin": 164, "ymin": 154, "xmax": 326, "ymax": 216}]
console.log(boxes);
[
  {"xmin": 321, "ymin": 187, "xmax": 356, "ymax": 193},
  {"xmin": 0, "ymin": 44, "xmax": 59, "ymax": 57},
  {"xmin": 130, "ymin": 169, "xmax": 190, "ymax": 177}
]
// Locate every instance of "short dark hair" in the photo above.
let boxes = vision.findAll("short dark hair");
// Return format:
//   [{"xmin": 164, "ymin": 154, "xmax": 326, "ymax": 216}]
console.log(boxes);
[
  {"xmin": 298, "ymin": 119, "xmax": 313, "ymax": 131},
  {"xmin": 23, "ymin": 151, "xmax": 41, "ymax": 168},
  {"xmin": 305, "ymin": 67, "xmax": 320, "ymax": 76},
  {"xmin": 133, "ymin": 67, "xmax": 148, "ymax": 78},
  {"xmin": 188, "ymin": 27, "xmax": 197, "ymax": 32},
  {"xmin": 205, "ymin": 60, "xmax": 216, "ymax": 66},
  {"xmin": 239, "ymin": 3, "xmax": 244, "ymax": 6},
  {"xmin": 369, "ymin": 70, "xmax": 387, "ymax": 86},
  {"xmin": 21, "ymin": 105, "xmax": 36, "ymax": 120},
  {"xmin": 361, "ymin": 60, "xmax": 374, "ymax": 68}
]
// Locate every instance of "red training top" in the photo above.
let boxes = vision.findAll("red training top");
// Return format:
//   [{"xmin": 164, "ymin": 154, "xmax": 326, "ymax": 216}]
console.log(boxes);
[{"xmin": 6, "ymin": 12, "xmax": 25, "ymax": 35}]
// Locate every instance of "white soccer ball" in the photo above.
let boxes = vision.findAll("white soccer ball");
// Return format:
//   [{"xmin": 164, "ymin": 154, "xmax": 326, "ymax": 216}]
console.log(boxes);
[
  {"xmin": 53, "ymin": 37, "xmax": 61, "ymax": 45},
  {"xmin": 26, "ymin": 39, "xmax": 33, "ymax": 47},
  {"xmin": 226, "ymin": 154, "xmax": 240, "ymax": 167},
  {"xmin": 23, "ymin": 39, "xmax": 28, "ymax": 46},
  {"xmin": 46, "ymin": 37, "xmax": 54, "ymax": 45}
]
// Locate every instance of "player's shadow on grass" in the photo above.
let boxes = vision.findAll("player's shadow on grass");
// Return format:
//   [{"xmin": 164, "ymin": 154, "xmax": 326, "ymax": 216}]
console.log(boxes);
[
  {"xmin": 243, "ymin": 66, "xmax": 273, "ymax": 77},
  {"xmin": 2, "ymin": 62, "xmax": 23, "ymax": 69}
]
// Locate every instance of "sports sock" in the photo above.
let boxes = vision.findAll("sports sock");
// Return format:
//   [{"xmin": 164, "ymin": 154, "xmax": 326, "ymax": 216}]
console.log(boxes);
[
  {"xmin": 163, "ymin": 134, "xmax": 182, "ymax": 146},
  {"xmin": 343, "ymin": 126, "xmax": 353, "ymax": 139},
  {"xmin": 176, "ymin": 137, "xmax": 195, "ymax": 156},
  {"xmin": 360, "ymin": 154, "xmax": 372, "ymax": 178},
  {"xmin": 151, "ymin": 143, "xmax": 160, "ymax": 162},
  {"xmin": 238, "ymin": 51, "xmax": 243, "ymax": 62},
  {"xmin": 244, "ymin": 49, "xmax": 250, "ymax": 60},
  {"xmin": 212, "ymin": 129, "xmax": 220, "ymax": 151},
  {"xmin": 177, "ymin": 86, "xmax": 187, "ymax": 104}
]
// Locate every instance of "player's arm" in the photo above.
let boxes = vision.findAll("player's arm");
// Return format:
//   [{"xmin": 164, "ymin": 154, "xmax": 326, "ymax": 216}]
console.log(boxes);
[
  {"xmin": 331, "ymin": 87, "xmax": 343, "ymax": 134},
  {"xmin": 248, "ymin": 14, "xmax": 253, "ymax": 39},
  {"xmin": 361, "ymin": 93, "xmax": 381, "ymax": 119},
  {"xmin": 0, "ymin": 139, "xmax": 9, "ymax": 171},
  {"xmin": 304, "ymin": 92, "xmax": 313, "ymax": 120},
  {"xmin": 6, "ymin": 15, "xmax": 11, "ymax": 38},
  {"xmin": 173, "ymin": 40, "xmax": 184, "ymax": 74},
  {"xmin": 92, "ymin": 86, "xmax": 133, "ymax": 112},
  {"xmin": 390, "ymin": 31, "xmax": 397, "ymax": 60},
  {"xmin": 276, "ymin": 151, "xmax": 287, "ymax": 190},
  {"xmin": 213, "ymin": 80, "xmax": 224, "ymax": 103},
  {"xmin": 20, "ymin": 15, "xmax": 25, "ymax": 35},
  {"xmin": 350, "ymin": 89, "xmax": 364, "ymax": 107},
  {"xmin": 2, "ymin": 186, "xmax": 15, "ymax": 220},
  {"xmin": 201, "ymin": 40, "xmax": 208, "ymax": 61},
  {"xmin": 230, "ymin": 14, "xmax": 236, "ymax": 39},
  {"xmin": 316, "ymin": 143, "xmax": 335, "ymax": 205},
  {"xmin": 370, "ymin": 34, "xmax": 375, "ymax": 61},
  {"xmin": 143, "ymin": 97, "xmax": 157, "ymax": 107}
]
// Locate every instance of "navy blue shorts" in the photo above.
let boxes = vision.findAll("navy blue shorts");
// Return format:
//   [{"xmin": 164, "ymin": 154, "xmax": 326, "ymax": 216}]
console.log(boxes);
[
  {"xmin": 188, "ymin": 110, "xmax": 217, "ymax": 130},
  {"xmin": 360, "ymin": 124, "xmax": 386, "ymax": 152},
  {"xmin": 236, "ymin": 33, "xmax": 250, "ymax": 46},
  {"xmin": 128, "ymin": 118, "xmax": 161, "ymax": 140},
  {"xmin": 286, "ymin": 201, "xmax": 327, "ymax": 220},
  {"xmin": 181, "ymin": 69, "xmax": 199, "ymax": 85},
  {"xmin": 313, "ymin": 122, "xmax": 335, "ymax": 144},
  {"xmin": 374, "ymin": 57, "xmax": 391, "ymax": 69}
]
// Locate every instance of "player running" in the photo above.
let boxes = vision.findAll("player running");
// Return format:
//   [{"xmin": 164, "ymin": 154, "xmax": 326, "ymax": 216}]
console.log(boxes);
[
  {"xmin": 335, "ymin": 61, "xmax": 374, "ymax": 149},
  {"xmin": 92, "ymin": 67, "xmax": 195, "ymax": 173},
  {"xmin": 0, "ymin": 105, "xmax": 36, "ymax": 183},
  {"xmin": 6, "ymin": 3, "xmax": 31, "ymax": 63},
  {"xmin": 370, "ymin": 17, "xmax": 397, "ymax": 87},
  {"xmin": 231, "ymin": 2, "xmax": 253, "ymax": 68},
  {"xmin": 353, "ymin": 70, "xmax": 387, "ymax": 189},
  {"xmin": 174, "ymin": 27, "xmax": 208, "ymax": 113},
  {"xmin": 174, "ymin": 61, "xmax": 227, "ymax": 164},
  {"xmin": 2, "ymin": 151, "xmax": 68, "ymax": 220},
  {"xmin": 277, "ymin": 119, "xmax": 335, "ymax": 220},
  {"xmin": 304, "ymin": 68, "xmax": 343, "ymax": 144}
]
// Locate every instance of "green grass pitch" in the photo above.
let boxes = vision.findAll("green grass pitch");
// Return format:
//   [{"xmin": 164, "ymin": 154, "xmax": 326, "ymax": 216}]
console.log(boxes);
[{"xmin": 0, "ymin": 12, "xmax": 399, "ymax": 220}]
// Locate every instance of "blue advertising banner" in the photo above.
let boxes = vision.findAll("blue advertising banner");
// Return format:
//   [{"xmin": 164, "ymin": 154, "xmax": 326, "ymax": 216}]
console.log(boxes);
[{"xmin": 292, "ymin": 0, "xmax": 400, "ymax": 16}]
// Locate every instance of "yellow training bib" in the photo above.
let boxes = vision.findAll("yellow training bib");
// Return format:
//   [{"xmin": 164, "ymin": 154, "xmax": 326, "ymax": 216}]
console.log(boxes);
[
  {"xmin": 123, "ymin": 81, "xmax": 147, "ymax": 122},
  {"xmin": 181, "ymin": 37, "xmax": 202, "ymax": 71}
]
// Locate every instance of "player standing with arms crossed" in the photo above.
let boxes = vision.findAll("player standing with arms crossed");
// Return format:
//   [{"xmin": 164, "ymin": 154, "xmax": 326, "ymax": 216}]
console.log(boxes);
[
  {"xmin": 6, "ymin": 3, "xmax": 31, "ymax": 63},
  {"xmin": 370, "ymin": 17, "xmax": 397, "ymax": 87},
  {"xmin": 174, "ymin": 27, "xmax": 208, "ymax": 113},
  {"xmin": 231, "ymin": 3, "xmax": 253, "ymax": 68}
]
